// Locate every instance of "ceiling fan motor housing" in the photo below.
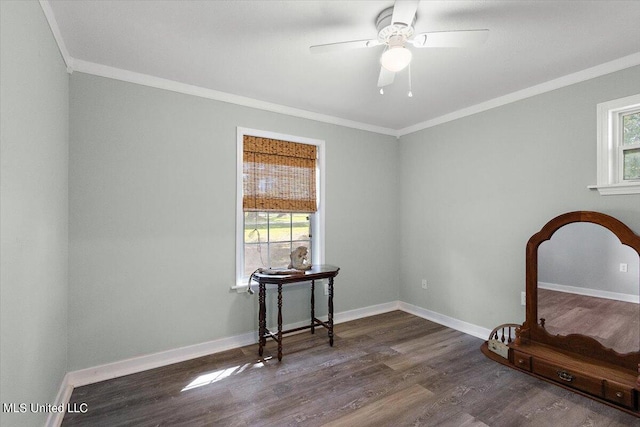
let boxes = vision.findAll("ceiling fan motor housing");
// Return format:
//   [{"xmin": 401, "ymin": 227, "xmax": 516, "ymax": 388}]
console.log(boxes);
[{"xmin": 376, "ymin": 6, "xmax": 415, "ymax": 44}]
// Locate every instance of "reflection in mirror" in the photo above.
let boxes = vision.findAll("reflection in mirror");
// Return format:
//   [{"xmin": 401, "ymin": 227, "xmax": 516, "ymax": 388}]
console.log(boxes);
[{"xmin": 538, "ymin": 222, "xmax": 640, "ymax": 354}]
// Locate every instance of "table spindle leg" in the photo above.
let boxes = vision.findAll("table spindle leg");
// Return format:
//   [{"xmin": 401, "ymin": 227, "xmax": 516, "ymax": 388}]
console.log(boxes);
[
  {"xmin": 277, "ymin": 284, "xmax": 283, "ymax": 361},
  {"xmin": 258, "ymin": 283, "xmax": 266, "ymax": 356},
  {"xmin": 328, "ymin": 277, "xmax": 334, "ymax": 346},
  {"xmin": 310, "ymin": 280, "xmax": 315, "ymax": 334}
]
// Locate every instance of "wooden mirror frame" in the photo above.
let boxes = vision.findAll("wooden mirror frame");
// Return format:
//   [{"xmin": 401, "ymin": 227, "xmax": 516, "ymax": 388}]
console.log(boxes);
[{"xmin": 524, "ymin": 211, "xmax": 640, "ymax": 371}]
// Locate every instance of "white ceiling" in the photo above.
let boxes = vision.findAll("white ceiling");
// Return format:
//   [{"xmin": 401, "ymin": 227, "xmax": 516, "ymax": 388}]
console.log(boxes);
[{"xmin": 45, "ymin": 0, "xmax": 640, "ymax": 135}]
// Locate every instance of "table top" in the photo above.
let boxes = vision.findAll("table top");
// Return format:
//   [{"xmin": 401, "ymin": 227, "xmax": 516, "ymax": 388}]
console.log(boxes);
[{"xmin": 251, "ymin": 264, "xmax": 340, "ymax": 284}]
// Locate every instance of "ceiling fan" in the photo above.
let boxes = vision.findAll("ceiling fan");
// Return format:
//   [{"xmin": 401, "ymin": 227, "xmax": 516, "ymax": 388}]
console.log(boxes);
[{"xmin": 309, "ymin": 0, "xmax": 489, "ymax": 93}]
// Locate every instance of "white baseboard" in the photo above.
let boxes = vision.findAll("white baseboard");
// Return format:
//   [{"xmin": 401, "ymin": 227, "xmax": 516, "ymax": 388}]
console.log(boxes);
[
  {"xmin": 538, "ymin": 281, "xmax": 639, "ymax": 304},
  {"xmin": 64, "ymin": 301, "xmax": 401, "ymax": 390},
  {"xmin": 45, "ymin": 373, "xmax": 73, "ymax": 427},
  {"xmin": 398, "ymin": 301, "xmax": 492, "ymax": 341},
  {"xmin": 67, "ymin": 330, "xmax": 262, "ymax": 389},
  {"xmin": 334, "ymin": 301, "xmax": 401, "ymax": 324},
  {"xmin": 50, "ymin": 299, "xmax": 487, "ymax": 426}
]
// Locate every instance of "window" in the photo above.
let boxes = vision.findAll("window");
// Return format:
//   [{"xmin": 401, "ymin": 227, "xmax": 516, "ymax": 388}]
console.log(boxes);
[
  {"xmin": 236, "ymin": 128, "xmax": 325, "ymax": 288},
  {"xmin": 593, "ymin": 94, "xmax": 640, "ymax": 195}
]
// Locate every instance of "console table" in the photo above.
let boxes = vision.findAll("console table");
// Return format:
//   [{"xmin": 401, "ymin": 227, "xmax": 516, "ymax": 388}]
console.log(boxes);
[{"xmin": 251, "ymin": 265, "xmax": 340, "ymax": 361}]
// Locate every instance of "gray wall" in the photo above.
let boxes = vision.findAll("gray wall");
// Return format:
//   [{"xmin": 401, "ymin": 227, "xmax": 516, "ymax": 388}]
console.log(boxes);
[
  {"xmin": 68, "ymin": 73, "xmax": 399, "ymax": 370},
  {"xmin": 539, "ymin": 222, "xmax": 639, "ymax": 296},
  {"xmin": 0, "ymin": 1, "xmax": 69, "ymax": 426},
  {"xmin": 399, "ymin": 65, "xmax": 640, "ymax": 330}
]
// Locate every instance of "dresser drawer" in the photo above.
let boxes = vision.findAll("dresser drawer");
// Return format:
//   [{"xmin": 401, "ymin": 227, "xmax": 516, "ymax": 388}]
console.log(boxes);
[
  {"xmin": 603, "ymin": 380, "xmax": 636, "ymax": 409},
  {"xmin": 512, "ymin": 350, "xmax": 532, "ymax": 372},
  {"xmin": 532, "ymin": 358, "xmax": 604, "ymax": 397}
]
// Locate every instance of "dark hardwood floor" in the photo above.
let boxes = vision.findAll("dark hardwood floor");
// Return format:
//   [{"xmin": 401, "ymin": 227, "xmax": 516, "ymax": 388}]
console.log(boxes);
[{"xmin": 63, "ymin": 311, "xmax": 640, "ymax": 426}]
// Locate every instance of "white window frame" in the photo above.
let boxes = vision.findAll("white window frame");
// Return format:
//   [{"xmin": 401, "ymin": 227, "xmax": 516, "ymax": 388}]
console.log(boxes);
[
  {"xmin": 234, "ymin": 127, "xmax": 325, "ymax": 290},
  {"xmin": 592, "ymin": 93, "xmax": 640, "ymax": 195}
]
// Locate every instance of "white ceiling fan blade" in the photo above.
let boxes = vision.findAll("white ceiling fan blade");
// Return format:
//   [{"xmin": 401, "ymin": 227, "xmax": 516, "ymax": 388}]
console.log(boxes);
[
  {"xmin": 410, "ymin": 29, "xmax": 489, "ymax": 48},
  {"xmin": 377, "ymin": 66, "xmax": 395, "ymax": 88},
  {"xmin": 391, "ymin": 0, "xmax": 420, "ymax": 26},
  {"xmin": 310, "ymin": 39, "xmax": 381, "ymax": 54}
]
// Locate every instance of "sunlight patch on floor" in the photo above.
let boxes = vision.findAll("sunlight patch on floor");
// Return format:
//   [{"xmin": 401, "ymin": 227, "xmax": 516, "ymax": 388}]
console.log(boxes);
[{"xmin": 181, "ymin": 357, "xmax": 271, "ymax": 392}]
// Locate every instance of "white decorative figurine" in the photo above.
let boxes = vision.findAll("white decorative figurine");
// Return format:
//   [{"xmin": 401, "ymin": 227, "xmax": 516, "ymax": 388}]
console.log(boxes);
[{"xmin": 288, "ymin": 246, "xmax": 312, "ymax": 271}]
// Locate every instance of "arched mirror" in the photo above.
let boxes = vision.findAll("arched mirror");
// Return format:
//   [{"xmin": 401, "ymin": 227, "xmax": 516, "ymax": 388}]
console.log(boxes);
[
  {"xmin": 483, "ymin": 211, "xmax": 640, "ymax": 416},
  {"xmin": 526, "ymin": 211, "xmax": 640, "ymax": 370},
  {"xmin": 537, "ymin": 222, "xmax": 640, "ymax": 354}
]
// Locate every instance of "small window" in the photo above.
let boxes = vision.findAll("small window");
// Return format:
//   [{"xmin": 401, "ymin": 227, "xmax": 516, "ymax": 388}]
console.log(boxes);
[
  {"xmin": 593, "ymin": 94, "xmax": 640, "ymax": 195},
  {"xmin": 235, "ymin": 128, "xmax": 325, "ymax": 289}
]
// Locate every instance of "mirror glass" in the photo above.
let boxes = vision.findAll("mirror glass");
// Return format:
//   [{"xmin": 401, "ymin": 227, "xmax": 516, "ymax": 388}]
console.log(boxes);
[{"xmin": 538, "ymin": 222, "xmax": 640, "ymax": 354}]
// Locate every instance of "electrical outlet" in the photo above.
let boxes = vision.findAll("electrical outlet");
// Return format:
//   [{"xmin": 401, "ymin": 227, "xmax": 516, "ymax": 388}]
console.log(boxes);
[
  {"xmin": 324, "ymin": 283, "xmax": 329, "ymax": 295},
  {"xmin": 421, "ymin": 279, "xmax": 428, "ymax": 290},
  {"xmin": 620, "ymin": 263, "xmax": 628, "ymax": 273},
  {"xmin": 521, "ymin": 292, "xmax": 526, "ymax": 306}
]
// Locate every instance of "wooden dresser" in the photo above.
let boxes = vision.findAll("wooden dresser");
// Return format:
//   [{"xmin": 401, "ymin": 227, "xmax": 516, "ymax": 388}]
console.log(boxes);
[{"xmin": 513, "ymin": 341, "xmax": 636, "ymax": 410}]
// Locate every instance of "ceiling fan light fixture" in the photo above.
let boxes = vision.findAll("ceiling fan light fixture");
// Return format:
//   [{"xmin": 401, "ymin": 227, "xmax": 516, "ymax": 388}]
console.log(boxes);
[{"xmin": 380, "ymin": 45, "xmax": 412, "ymax": 72}]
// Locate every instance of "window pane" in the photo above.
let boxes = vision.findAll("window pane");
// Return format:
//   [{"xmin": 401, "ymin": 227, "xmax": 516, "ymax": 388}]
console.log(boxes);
[
  {"xmin": 244, "ymin": 212, "xmax": 267, "ymax": 244},
  {"xmin": 269, "ymin": 242, "xmax": 292, "ymax": 268},
  {"xmin": 623, "ymin": 112, "xmax": 640, "ymax": 145},
  {"xmin": 623, "ymin": 148, "xmax": 640, "ymax": 180},
  {"xmin": 268, "ymin": 212, "xmax": 291, "ymax": 243},
  {"xmin": 292, "ymin": 213, "xmax": 311, "ymax": 241},
  {"xmin": 244, "ymin": 243, "xmax": 267, "ymax": 276}
]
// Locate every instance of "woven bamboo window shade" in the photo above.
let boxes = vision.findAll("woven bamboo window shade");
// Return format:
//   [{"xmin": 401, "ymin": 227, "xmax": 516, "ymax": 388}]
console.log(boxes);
[{"xmin": 243, "ymin": 136, "xmax": 317, "ymax": 212}]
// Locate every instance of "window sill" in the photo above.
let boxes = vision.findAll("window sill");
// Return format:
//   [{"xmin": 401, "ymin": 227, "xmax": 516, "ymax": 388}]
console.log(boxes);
[
  {"xmin": 588, "ymin": 182, "xmax": 640, "ymax": 195},
  {"xmin": 232, "ymin": 281, "xmax": 255, "ymax": 294}
]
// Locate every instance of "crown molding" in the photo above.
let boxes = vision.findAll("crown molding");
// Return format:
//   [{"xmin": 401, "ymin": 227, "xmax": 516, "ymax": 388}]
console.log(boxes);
[
  {"xmin": 70, "ymin": 59, "xmax": 400, "ymax": 137},
  {"xmin": 397, "ymin": 52, "xmax": 640, "ymax": 137},
  {"xmin": 38, "ymin": 1, "xmax": 398, "ymax": 138},
  {"xmin": 39, "ymin": 0, "xmax": 74, "ymax": 73}
]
